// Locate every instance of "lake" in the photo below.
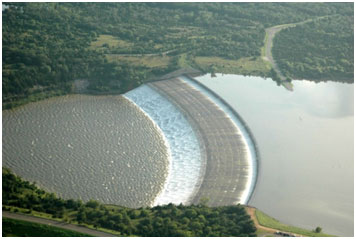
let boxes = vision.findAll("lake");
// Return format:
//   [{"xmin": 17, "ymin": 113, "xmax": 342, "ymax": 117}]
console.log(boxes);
[
  {"xmin": 3, "ymin": 95, "xmax": 169, "ymax": 208},
  {"xmin": 2, "ymin": 73, "xmax": 353, "ymax": 236},
  {"xmin": 195, "ymin": 74, "xmax": 354, "ymax": 236}
]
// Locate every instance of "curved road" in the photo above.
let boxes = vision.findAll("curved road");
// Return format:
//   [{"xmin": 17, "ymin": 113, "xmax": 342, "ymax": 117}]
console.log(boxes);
[
  {"xmin": 262, "ymin": 16, "xmax": 332, "ymax": 91},
  {"xmin": 263, "ymin": 23, "xmax": 294, "ymax": 91},
  {"xmin": 3, "ymin": 211, "xmax": 118, "ymax": 237}
]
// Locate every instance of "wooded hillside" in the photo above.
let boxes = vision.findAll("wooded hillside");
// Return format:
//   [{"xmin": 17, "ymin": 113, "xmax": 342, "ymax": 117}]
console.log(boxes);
[
  {"xmin": 273, "ymin": 14, "xmax": 353, "ymax": 83},
  {"xmin": 3, "ymin": 3, "xmax": 353, "ymax": 108}
]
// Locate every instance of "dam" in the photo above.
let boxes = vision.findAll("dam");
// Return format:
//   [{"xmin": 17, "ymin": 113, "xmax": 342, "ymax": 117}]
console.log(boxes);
[
  {"xmin": 126, "ymin": 75, "xmax": 258, "ymax": 206},
  {"xmin": 3, "ymin": 72, "xmax": 258, "ymax": 208}
]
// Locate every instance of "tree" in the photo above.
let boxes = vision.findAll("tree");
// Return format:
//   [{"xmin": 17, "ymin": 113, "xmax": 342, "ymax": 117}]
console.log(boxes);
[
  {"xmin": 76, "ymin": 209, "xmax": 86, "ymax": 224},
  {"xmin": 199, "ymin": 197, "xmax": 209, "ymax": 206},
  {"xmin": 85, "ymin": 199, "xmax": 99, "ymax": 209},
  {"xmin": 315, "ymin": 226, "xmax": 322, "ymax": 233}
]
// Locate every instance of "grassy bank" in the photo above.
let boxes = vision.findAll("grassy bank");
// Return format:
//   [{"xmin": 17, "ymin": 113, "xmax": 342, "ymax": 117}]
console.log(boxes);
[
  {"xmin": 3, "ymin": 89, "xmax": 70, "ymax": 110},
  {"xmin": 255, "ymin": 209, "xmax": 334, "ymax": 237},
  {"xmin": 194, "ymin": 56, "xmax": 271, "ymax": 76},
  {"xmin": 3, "ymin": 217, "xmax": 92, "ymax": 237}
]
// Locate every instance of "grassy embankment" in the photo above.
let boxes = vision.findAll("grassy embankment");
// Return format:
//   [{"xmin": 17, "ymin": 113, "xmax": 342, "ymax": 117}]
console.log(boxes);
[
  {"xmin": 3, "ymin": 217, "xmax": 92, "ymax": 237},
  {"xmin": 90, "ymin": 34, "xmax": 172, "ymax": 68},
  {"xmin": 194, "ymin": 56, "xmax": 270, "ymax": 76},
  {"xmin": 91, "ymin": 34, "xmax": 271, "ymax": 78},
  {"xmin": 3, "ymin": 89, "xmax": 69, "ymax": 110},
  {"xmin": 255, "ymin": 209, "xmax": 334, "ymax": 237},
  {"xmin": 3, "ymin": 205, "xmax": 122, "ymax": 236}
]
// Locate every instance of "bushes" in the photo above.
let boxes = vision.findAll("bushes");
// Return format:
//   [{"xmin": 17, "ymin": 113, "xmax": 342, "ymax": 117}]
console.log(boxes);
[{"xmin": 3, "ymin": 167, "xmax": 256, "ymax": 237}]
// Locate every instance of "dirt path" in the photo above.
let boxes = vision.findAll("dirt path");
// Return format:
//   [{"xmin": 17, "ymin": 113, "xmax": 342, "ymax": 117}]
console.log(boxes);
[
  {"xmin": 245, "ymin": 207, "xmax": 304, "ymax": 237},
  {"xmin": 108, "ymin": 49, "xmax": 176, "ymax": 57},
  {"xmin": 3, "ymin": 211, "xmax": 118, "ymax": 237},
  {"xmin": 245, "ymin": 207, "xmax": 278, "ymax": 235}
]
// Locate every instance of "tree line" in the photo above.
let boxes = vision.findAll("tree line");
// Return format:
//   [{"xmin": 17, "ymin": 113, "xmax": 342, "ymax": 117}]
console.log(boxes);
[
  {"xmin": 272, "ymin": 14, "xmax": 353, "ymax": 83},
  {"xmin": 3, "ymin": 167, "xmax": 256, "ymax": 237},
  {"xmin": 3, "ymin": 3, "xmax": 353, "ymax": 109}
]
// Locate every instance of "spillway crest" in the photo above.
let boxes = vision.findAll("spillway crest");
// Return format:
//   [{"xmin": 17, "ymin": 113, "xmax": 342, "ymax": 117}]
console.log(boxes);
[{"xmin": 125, "ymin": 76, "xmax": 258, "ymax": 206}]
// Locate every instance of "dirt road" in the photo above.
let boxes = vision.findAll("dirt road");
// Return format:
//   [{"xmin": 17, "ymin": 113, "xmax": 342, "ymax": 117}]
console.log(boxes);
[
  {"xmin": 245, "ymin": 207, "xmax": 303, "ymax": 237},
  {"xmin": 245, "ymin": 207, "xmax": 279, "ymax": 235}
]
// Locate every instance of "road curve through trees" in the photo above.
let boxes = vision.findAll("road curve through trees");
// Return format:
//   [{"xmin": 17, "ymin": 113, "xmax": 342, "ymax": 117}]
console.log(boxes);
[
  {"xmin": 262, "ymin": 16, "xmax": 332, "ymax": 91},
  {"xmin": 150, "ymin": 78, "xmax": 253, "ymax": 206},
  {"xmin": 263, "ymin": 24, "xmax": 294, "ymax": 91}
]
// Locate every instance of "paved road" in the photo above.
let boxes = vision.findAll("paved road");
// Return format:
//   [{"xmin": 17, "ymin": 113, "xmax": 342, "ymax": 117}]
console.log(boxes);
[
  {"xmin": 150, "ymin": 78, "xmax": 251, "ymax": 206},
  {"xmin": 263, "ymin": 16, "xmax": 333, "ymax": 92},
  {"xmin": 263, "ymin": 24, "xmax": 294, "ymax": 91},
  {"xmin": 3, "ymin": 211, "xmax": 118, "ymax": 237}
]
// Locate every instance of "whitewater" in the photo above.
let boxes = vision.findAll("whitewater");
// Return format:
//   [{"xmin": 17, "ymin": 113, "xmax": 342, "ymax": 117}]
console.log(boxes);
[{"xmin": 124, "ymin": 76, "xmax": 257, "ymax": 206}]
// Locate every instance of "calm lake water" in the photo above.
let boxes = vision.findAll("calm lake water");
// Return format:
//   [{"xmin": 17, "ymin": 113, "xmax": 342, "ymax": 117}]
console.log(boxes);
[
  {"xmin": 3, "ymin": 95, "xmax": 169, "ymax": 208},
  {"xmin": 196, "ymin": 74, "xmax": 354, "ymax": 236}
]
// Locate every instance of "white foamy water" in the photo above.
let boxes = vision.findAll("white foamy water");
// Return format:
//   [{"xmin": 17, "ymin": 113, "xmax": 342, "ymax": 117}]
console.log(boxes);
[
  {"xmin": 124, "ymin": 85, "xmax": 202, "ymax": 206},
  {"xmin": 180, "ymin": 76, "xmax": 257, "ymax": 204}
]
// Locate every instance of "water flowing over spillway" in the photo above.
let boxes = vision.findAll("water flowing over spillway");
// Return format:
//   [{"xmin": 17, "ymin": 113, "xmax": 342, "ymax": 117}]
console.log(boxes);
[
  {"xmin": 3, "ymin": 76, "xmax": 258, "ymax": 208},
  {"xmin": 124, "ymin": 85, "xmax": 203, "ymax": 206},
  {"xmin": 125, "ymin": 76, "xmax": 258, "ymax": 206}
]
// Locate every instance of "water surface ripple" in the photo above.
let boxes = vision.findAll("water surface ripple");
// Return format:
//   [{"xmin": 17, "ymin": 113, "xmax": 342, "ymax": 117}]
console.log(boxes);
[{"xmin": 3, "ymin": 95, "xmax": 168, "ymax": 208}]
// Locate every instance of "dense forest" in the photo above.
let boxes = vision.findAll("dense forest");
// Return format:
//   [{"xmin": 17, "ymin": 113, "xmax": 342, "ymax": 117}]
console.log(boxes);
[
  {"xmin": 3, "ymin": 168, "xmax": 256, "ymax": 237},
  {"xmin": 2, "ymin": 2, "xmax": 353, "ymax": 108},
  {"xmin": 273, "ymin": 14, "xmax": 353, "ymax": 82}
]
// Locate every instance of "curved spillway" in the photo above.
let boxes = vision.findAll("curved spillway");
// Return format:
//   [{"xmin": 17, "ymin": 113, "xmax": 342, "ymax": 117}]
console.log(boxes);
[
  {"xmin": 125, "ymin": 76, "xmax": 258, "ymax": 206},
  {"xmin": 124, "ymin": 85, "xmax": 204, "ymax": 206},
  {"xmin": 180, "ymin": 76, "xmax": 258, "ymax": 204}
]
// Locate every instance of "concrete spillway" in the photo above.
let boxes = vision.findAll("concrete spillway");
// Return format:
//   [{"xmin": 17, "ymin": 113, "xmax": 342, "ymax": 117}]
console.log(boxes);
[{"xmin": 125, "ymin": 76, "xmax": 258, "ymax": 207}]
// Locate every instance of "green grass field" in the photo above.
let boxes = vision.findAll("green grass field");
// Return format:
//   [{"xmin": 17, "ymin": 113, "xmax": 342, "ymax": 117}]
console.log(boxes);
[
  {"xmin": 106, "ymin": 54, "xmax": 171, "ymax": 68},
  {"xmin": 90, "ymin": 34, "xmax": 133, "ymax": 50},
  {"xmin": 2, "ymin": 217, "xmax": 92, "ymax": 237},
  {"xmin": 194, "ymin": 56, "xmax": 271, "ymax": 76},
  {"xmin": 255, "ymin": 209, "xmax": 334, "ymax": 237}
]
